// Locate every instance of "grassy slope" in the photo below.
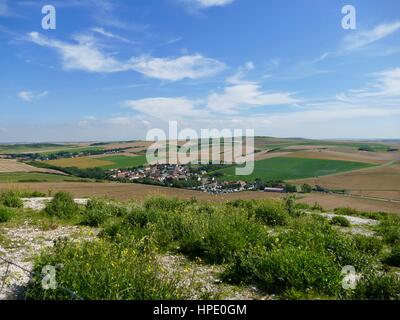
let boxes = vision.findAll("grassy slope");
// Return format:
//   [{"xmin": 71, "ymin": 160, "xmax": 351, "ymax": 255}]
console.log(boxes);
[
  {"xmin": 0, "ymin": 172, "xmax": 90, "ymax": 183},
  {"xmin": 215, "ymin": 157, "xmax": 375, "ymax": 181},
  {"xmin": 98, "ymin": 155, "xmax": 148, "ymax": 169},
  {"xmin": 43, "ymin": 155, "xmax": 147, "ymax": 170}
]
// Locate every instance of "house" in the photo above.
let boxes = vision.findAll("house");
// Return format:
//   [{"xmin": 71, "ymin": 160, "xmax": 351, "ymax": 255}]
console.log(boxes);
[{"xmin": 264, "ymin": 187, "xmax": 285, "ymax": 193}]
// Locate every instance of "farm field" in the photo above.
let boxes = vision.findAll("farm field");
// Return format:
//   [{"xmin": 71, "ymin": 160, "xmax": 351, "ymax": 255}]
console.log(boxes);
[
  {"xmin": 294, "ymin": 162, "xmax": 400, "ymax": 201},
  {"xmin": 0, "ymin": 172, "xmax": 90, "ymax": 183},
  {"xmin": 281, "ymin": 149, "xmax": 399, "ymax": 164},
  {"xmin": 0, "ymin": 143, "xmax": 95, "ymax": 155},
  {"xmin": 0, "ymin": 181, "xmax": 399, "ymax": 213},
  {"xmin": 0, "ymin": 159, "xmax": 65, "ymax": 175},
  {"xmin": 214, "ymin": 157, "xmax": 375, "ymax": 181},
  {"xmin": 43, "ymin": 155, "xmax": 147, "ymax": 170}
]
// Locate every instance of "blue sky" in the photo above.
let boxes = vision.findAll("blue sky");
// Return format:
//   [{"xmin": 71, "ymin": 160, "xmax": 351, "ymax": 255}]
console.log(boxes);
[{"xmin": 0, "ymin": 0, "xmax": 400, "ymax": 142}]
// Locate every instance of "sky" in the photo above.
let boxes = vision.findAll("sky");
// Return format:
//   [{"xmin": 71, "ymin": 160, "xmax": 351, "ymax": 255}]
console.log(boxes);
[{"xmin": 0, "ymin": 0, "xmax": 400, "ymax": 142}]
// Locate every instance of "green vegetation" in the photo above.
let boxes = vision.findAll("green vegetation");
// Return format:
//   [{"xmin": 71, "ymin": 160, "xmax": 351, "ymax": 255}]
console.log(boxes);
[
  {"xmin": 97, "ymin": 155, "xmax": 147, "ymax": 169},
  {"xmin": 264, "ymin": 140, "xmax": 393, "ymax": 152},
  {"xmin": 0, "ymin": 205, "xmax": 14, "ymax": 223},
  {"xmin": 0, "ymin": 143, "xmax": 66, "ymax": 154},
  {"xmin": 7, "ymin": 193, "xmax": 396, "ymax": 300},
  {"xmin": 214, "ymin": 157, "xmax": 374, "ymax": 181},
  {"xmin": 384, "ymin": 245, "xmax": 400, "ymax": 267},
  {"xmin": 0, "ymin": 172, "xmax": 91, "ymax": 183},
  {"xmin": 44, "ymin": 192, "xmax": 79, "ymax": 219},
  {"xmin": 26, "ymin": 239, "xmax": 183, "ymax": 300},
  {"xmin": 331, "ymin": 216, "xmax": 351, "ymax": 227},
  {"xmin": 0, "ymin": 190, "xmax": 23, "ymax": 208}
]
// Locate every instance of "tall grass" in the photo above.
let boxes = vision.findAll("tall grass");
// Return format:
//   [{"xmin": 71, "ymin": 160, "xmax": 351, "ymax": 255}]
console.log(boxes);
[{"xmin": 26, "ymin": 238, "xmax": 184, "ymax": 300}]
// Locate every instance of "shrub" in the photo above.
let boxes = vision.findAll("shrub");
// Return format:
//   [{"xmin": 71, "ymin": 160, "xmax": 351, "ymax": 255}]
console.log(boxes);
[
  {"xmin": 144, "ymin": 197, "xmax": 187, "ymax": 212},
  {"xmin": 331, "ymin": 216, "xmax": 351, "ymax": 227},
  {"xmin": 82, "ymin": 199, "xmax": 127, "ymax": 227},
  {"xmin": 25, "ymin": 239, "xmax": 183, "ymax": 300},
  {"xmin": 334, "ymin": 207, "xmax": 387, "ymax": 221},
  {"xmin": 0, "ymin": 190, "xmax": 23, "ymax": 208},
  {"xmin": 254, "ymin": 201, "xmax": 289, "ymax": 226},
  {"xmin": 44, "ymin": 192, "xmax": 78, "ymax": 219},
  {"xmin": 224, "ymin": 247, "xmax": 342, "ymax": 297},
  {"xmin": 0, "ymin": 205, "xmax": 14, "ymax": 223},
  {"xmin": 353, "ymin": 272, "xmax": 400, "ymax": 300},
  {"xmin": 384, "ymin": 245, "xmax": 400, "ymax": 267},
  {"xmin": 353, "ymin": 235, "xmax": 383, "ymax": 256},
  {"xmin": 376, "ymin": 217, "xmax": 400, "ymax": 244}
]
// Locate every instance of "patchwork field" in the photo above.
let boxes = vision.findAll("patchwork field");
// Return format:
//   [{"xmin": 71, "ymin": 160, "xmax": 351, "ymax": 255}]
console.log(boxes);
[
  {"xmin": 0, "ymin": 159, "xmax": 65, "ymax": 175},
  {"xmin": 43, "ymin": 155, "xmax": 147, "ymax": 170},
  {"xmin": 214, "ymin": 157, "xmax": 375, "ymax": 181},
  {"xmin": 0, "ymin": 181, "xmax": 399, "ymax": 213},
  {"xmin": 0, "ymin": 172, "xmax": 89, "ymax": 183},
  {"xmin": 294, "ymin": 162, "xmax": 400, "ymax": 201}
]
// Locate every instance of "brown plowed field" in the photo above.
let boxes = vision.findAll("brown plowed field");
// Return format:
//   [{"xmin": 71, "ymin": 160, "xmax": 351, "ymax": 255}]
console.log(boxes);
[
  {"xmin": 0, "ymin": 159, "xmax": 65, "ymax": 175},
  {"xmin": 294, "ymin": 163, "xmax": 400, "ymax": 201},
  {"xmin": 0, "ymin": 182, "xmax": 399, "ymax": 213}
]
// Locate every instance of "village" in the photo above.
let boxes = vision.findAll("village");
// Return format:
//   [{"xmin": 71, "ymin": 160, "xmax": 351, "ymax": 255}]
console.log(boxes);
[{"xmin": 108, "ymin": 164, "xmax": 288, "ymax": 194}]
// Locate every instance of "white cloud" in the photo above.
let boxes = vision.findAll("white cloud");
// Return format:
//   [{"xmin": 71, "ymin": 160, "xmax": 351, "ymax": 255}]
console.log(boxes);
[
  {"xmin": 123, "ymin": 97, "xmax": 206, "ymax": 119},
  {"xmin": 28, "ymin": 32, "xmax": 225, "ymax": 80},
  {"xmin": 28, "ymin": 32, "xmax": 128, "ymax": 73},
  {"xmin": 194, "ymin": 0, "xmax": 234, "ymax": 8},
  {"xmin": 226, "ymin": 61, "xmax": 256, "ymax": 84},
  {"xmin": 343, "ymin": 21, "xmax": 400, "ymax": 51},
  {"xmin": 91, "ymin": 27, "xmax": 135, "ymax": 44},
  {"xmin": 335, "ymin": 67, "xmax": 400, "ymax": 101},
  {"xmin": 129, "ymin": 54, "xmax": 225, "ymax": 81},
  {"xmin": 17, "ymin": 90, "xmax": 48, "ymax": 102},
  {"xmin": 207, "ymin": 84, "xmax": 299, "ymax": 114}
]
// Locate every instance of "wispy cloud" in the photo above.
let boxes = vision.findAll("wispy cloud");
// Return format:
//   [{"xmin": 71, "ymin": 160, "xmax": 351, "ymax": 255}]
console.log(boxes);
[
  {"xmin": 123, "ymin": 97, "xmax": 206, "ymax": 119},
  {"xmin": 179, "ymin": 0, "xmax": 235, "ymax": 12},
  {"xmin": 194, "ymin": 0, "xmax": 234, "ymax": 8},
  {"xmin": 91, "ymin": 27, "xmax": 137, "ymax": 44},
  {"xmin": 343, "ymin": 21, "xmax": 400, "ymax": 51},
  {"xmin": 0, "ymin": 0, "xmax": 8, "ymax": 16},
  {"xmin": 130, "ymin": 55, "xmax": 225, "ymax": 81},
  {"xmin": 207, "ymin": 84, "xmax": 299, "ymax": 114},
  {"xmin": 28, "ymin": 32, "xmax": 225, "ymax": 80},
  {"xmin": 17, "ymin": 90, "xmax": 48, "ymax": 102}
]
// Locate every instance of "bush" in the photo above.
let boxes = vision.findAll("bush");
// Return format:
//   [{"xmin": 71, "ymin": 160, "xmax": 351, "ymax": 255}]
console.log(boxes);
[
  {"xmin": 0, "ymin": 190, "xmax": 23, "ymax": 208},
  {"xmin": 334, "ymin": 207, "xmax": 387, "ymax": 221},
  {"xmin": 144, "ymin": 197, "xmax": 188, "ymax": 212},
  {"xmin": 384, "ymin": 245, "xmax": 400, "ymax": 267},
  {"xmin": 224, "ymin": 247, "xmax": 342, "ymax": 297},
  {"xmin": 353, "ymin": 272, "xmax": 400, "ymax": 300},
  {"xmin": 254, "ymin": 201, "xmax": 289, "ymax": 226},
  {"xmin": 44, "ymin": 192, "xmax": 78, "ymax": 219},
  {"xmin": 331, "ymin": 216, "xmax": 351, "ymax": 227},
  {"xmin": 353, "ymin": 235, "xmax": 383, "ymax": 256},
  {"xmin": 376, "ymin": 217, "xmax": 400, "ymax": 244},
  {"xmin": 82, "ymin": 199, "xmax": 127, "ymax": 227},
  {"xmin": 25, "ymin": 239, "xmax": 183, "ymax": 300},
  {"xmin": 0, "ymin": 205, "xmax": 14, "ymax": 223}
]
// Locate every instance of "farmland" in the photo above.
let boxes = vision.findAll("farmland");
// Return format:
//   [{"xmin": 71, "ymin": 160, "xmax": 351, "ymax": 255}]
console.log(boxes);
[
  {"xmin": 0, "ymin": 173, "xmax": 90, "ymax": 183},
  {"xmin": 0, "ymin": 181, "xmax": 399, "ymax": 213},
  {"xmin": 43, "ymin": 155, "xmax": 147, "ymax": 170},
  {"xmin": 214, "ymin": 157, "xmax": 375, "ymax": 181}
]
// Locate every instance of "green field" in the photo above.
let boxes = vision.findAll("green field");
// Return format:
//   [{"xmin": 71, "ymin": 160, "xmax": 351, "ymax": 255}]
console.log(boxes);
[
  {"xmin": 0, "ymin": 172, "xmax": 91, "ymax": 183},
  {"xmin": 97, "ymin": 155, "xmax": 148, "ymax": 169},
  {"xmin": 264, "ymin": 141, "xmax": 393, "ymax": 152},
  {"xmin": 214, "ymin": 157, "xmax": 375, "ymax": 181}
]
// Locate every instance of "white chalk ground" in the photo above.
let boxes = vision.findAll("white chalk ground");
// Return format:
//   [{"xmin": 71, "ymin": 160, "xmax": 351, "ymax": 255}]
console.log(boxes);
[
  {"xmin": 22, "ymin": 198, "xmax": 89, "ymax": 211},
  {"xmin": 0, "ymin": 199, "xmax": 383, "ymax": 300},
  {"xmin": 0, "ymin": 224, "xmax": 96, "ymax": 300}
]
